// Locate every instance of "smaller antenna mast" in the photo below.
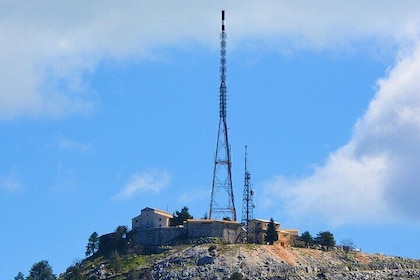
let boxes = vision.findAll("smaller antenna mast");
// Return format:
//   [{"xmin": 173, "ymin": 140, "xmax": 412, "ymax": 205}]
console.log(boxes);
[{"xmin": 241, "ymin": 145, "xmax": 254, "ymax": 228}]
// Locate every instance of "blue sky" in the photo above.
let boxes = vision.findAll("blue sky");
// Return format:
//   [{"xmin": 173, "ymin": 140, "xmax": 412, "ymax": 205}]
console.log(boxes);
[{"xmin": 2, "ymin": 1, "xmax": 420, "ymax": 278}]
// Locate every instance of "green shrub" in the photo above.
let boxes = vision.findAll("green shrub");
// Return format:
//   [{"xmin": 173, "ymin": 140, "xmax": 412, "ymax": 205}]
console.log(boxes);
[
  {"xmin": 229, "ymin": 272, "xmax": 243, "ymax": 280},
  {"xmin": 208, "ymin": 244, "xmax": 217, "ymax": 253}
]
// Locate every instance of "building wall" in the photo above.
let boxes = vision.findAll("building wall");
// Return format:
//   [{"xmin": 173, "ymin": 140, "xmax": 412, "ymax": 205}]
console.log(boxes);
[
  {"xmin": 134, "ymin": 227, "xmax": 185, "ymax": 246},
  {"xmin": 277, "ymin": 230, "xmax": 292, "ymax": 248},
  {"xmin": 248, "ymin": 219, "xmax": 280, "ymax": 244},
  {"xmin": 187, "ymin": 220, "xmax": 241, "ymax": 244},
  {"xmin": 133, "ymin": 220, "xmax": 241, "ymax": 246}
]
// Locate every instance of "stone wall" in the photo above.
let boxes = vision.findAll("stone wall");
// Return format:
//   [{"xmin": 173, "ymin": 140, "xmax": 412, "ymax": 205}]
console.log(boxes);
[
  {"xmin": 133, "ymin": 220, "xmax": 242, "ymax": 246},
  {"xmin": 134, "ymin": 227, "xmax": 185, "ymax": 246},
  {"xmin": 187, "ymin": 220, "xmax": 241, "ymax": 244}
]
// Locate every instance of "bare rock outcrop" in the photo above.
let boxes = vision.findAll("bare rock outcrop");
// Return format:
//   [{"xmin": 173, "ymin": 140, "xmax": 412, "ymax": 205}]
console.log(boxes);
[{"xmin": 149, "ymin": 244, "xmax": 420, "ymax": 280}]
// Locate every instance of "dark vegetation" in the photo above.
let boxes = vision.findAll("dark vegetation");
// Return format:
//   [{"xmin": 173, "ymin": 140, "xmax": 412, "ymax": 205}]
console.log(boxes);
[
  {"xmin": 15, "ymin": 260, "xmax": 56, "ymax": 280},
  {"xmin": 170, "ymin": 206, "xmax": 193, "ymax": 226},
  {"xmin": 292, "ymin": 230, "xmax": 338, "ymax": 251},
  {"xmin": 85, "ymin": 232, "xmax": 99, "ymax": 257},
  {"xmin": 264, "ymin": 217, "xmax": 279, "ymax": 245},
  {"xmin": 15, "ymin": 224, "xmax": 137, "ymax": 280},
  {"xmin": 229, "ymin": 271, "xmax": 244, "ymax": 279}
]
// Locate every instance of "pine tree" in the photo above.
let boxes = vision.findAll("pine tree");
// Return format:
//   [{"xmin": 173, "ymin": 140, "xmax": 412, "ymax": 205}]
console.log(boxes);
[
  {"xmin": 170, "ymin": 206, "xmax": 193, "ymax": 226},
  {"xmin": 315, "ymin": 231, "xmax": 336, "ymax": 250},
  {"xmin": 27, "ymin": 260, "xmax": 56, "ymax": 280},
  {"xmin": 85, "ymin": 231, "xmax": 99, "ymax": 256},
  {"xmin": 14, "ymin": 272, "xmax": 25, "ymax": 280},
  {"xmin": 264, "ymin": 218, "xmax": 278, "ymax": 245},
  {"xmin": 301, "ymin": 231, "xmax": 314, "ymax": 247}
]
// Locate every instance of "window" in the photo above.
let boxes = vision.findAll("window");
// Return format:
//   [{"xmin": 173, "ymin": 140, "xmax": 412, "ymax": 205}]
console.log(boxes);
[{"xmin": 159, "ymin": 218, "xmax": 162, "ymax": 221}]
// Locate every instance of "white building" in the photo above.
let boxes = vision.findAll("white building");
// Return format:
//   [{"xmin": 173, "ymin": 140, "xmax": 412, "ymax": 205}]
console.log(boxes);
[{"xmin": 132, "ymin": 207, "xmax": 173, "ymax": 230}]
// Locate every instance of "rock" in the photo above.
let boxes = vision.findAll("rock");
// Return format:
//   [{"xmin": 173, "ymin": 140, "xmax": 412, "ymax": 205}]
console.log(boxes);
[
  {"xmin": 130, "ymin": 244, "xmax": 420, "ymax": 280},
  {"xmin": 197, "ymin": 255, "xmax": 215, "ymax": 266}
]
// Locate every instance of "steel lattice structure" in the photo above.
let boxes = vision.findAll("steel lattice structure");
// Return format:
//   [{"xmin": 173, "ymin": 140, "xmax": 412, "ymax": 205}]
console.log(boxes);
[
  {"xmin": 241, "ymin": 145, "xmax": 254, "ymax": 227},
  {"xmin": 209, "ymin": 10, "xmax": 236, "ymax": 221}
]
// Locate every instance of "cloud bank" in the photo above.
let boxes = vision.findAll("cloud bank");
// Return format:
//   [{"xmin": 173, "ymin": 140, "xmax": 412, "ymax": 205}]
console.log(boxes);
[
  {"xmin": 115, "ymin": 169, "xmax": 171, "ymax": 200},
  {"xmin": 2, "ymin": 1, "xmax": 420, "ymax": 120},
  {"xmin": 3, "ymin": 1, "xmax": 420, "ymax": 224},
  {"xmin": 262, "ymin": 46, "xmax": 420, "ymax": 225}
]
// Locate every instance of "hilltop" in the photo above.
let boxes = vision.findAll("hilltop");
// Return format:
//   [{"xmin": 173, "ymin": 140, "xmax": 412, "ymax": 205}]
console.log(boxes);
[{"xmin": 59, "ymin": 243, "xmax": 420, "ymax": 280}]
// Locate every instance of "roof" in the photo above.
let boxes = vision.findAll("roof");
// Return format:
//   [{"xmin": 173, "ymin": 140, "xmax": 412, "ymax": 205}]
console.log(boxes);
[
  {"xmin": 251, "ymin": 218, "xmax": 280, "ymax": 225},
  {"xmin": 141, "ymin": 207, "xmax": 173, "ymax": 218},
  {"xmin": 187, "ymin": 219, "xmax": 241, "ymax": 225},
  {"xmin": 281, "ymin": 229, "xmax": 300, "ymax": 236}
]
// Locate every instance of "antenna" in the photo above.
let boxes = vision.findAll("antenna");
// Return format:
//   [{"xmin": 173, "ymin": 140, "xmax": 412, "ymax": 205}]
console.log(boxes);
[
  {"xmin": 209, "ymin": 10, "xmax": 236, "ymax": 221},
  {"xmin": 241, "ymin": 145, "xmax": 254, "ymax": 228}
]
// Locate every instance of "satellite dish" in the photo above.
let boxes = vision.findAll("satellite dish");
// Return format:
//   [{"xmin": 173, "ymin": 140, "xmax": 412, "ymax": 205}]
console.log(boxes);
[
  {"xmin": 253, "ymin": 204, "xmax": 256, "ymax": 208},
  {"xmin": 250, "ymin": 190, "xmax": 255, "ymax": 195}
]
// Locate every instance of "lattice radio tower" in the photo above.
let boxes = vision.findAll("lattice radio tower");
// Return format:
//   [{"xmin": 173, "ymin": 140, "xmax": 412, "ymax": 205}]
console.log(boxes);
[
  {"xmin": 241, "ymin": 146, "xmax": 254, "ymax": 227},
  {"xmin": 209, "ymin": 10, "xmax": 236, "ymax": 221}
]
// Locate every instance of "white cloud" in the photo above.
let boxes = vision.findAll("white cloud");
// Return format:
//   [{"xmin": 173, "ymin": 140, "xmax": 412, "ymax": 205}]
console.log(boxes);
[
  {"xmin": 261, "ymin": 45, "xmax": 420, "ymax": 225},
  {"xmin": 57, "ymin": 137, "xmax": 92, "ymax": 152},
  {"xmin": 178, "ymin": 188, "xmax": 208, "ymax": 204},
  {"xmin": 2, "ymin": 1, "xmax": 420, "ymax": 119},
  {"xmin": 115, "ymin": 169, "xmax": 171, "ymax": 200},
  {"xmin": 0, "ymin": 173, "xmax": 23, "ymax": 193}
]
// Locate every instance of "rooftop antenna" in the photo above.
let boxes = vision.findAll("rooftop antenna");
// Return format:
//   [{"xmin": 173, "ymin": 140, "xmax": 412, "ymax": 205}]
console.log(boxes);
[
  {"xmin": 209, "ymin": 10, "xmax": 236, "ymax": 221},
  {"xmin": 241, "ymin": 146, "xmax": 254, "ymax": 228}
]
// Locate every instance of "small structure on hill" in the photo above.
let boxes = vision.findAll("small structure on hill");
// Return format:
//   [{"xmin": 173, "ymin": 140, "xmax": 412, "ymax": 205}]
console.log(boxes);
[
  {"xmin": 187, "ymin": 219, "xmax": 241, "ymax": 244},
  {"xmin": 130, "ymin": 207, "xmax": 242, "ymax": 246},
  {"xmin": 248, "ymin": 218, "xmax": 299, "ymax": 248},
  {"xmin": 132, "ymin": 207, "xmax": 173, "ymax": 230}
]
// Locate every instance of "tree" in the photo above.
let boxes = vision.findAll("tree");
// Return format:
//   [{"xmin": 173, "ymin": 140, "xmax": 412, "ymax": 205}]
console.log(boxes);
[
  {"xmin": 315, "ymin": 231, "xmax": 336, "ymax": 250},
  {"xmin": 201, "ymin": 212, "xmax": 209, "ymax": 219},
  {"xmin": 301, "ymin": 231, "xmax": 314, "ymax": 247},
  {"xmin": 170, "ymin": 206, "xmax": 193, "ymax": 226},
  {"xmin": 85, "ymin": 231, "xmax": 99, "ymax": 257},
  {"xmin": 341, "ymin": 239, "xmax": 356, "ymax": 258},
  {"xmin": 98, "ymin": 230, "xmax": 130, "ymax": 256},
  {"xmin": 264, "ymin": 218, "xmax": 278, "ymax": 245},
  {"xmin": 222, "ymin": 216, "xmax": 231, "ymax": 221},
  {"xmin": 60, "ymin": 263, "xmax": 83, "ymax": 280},
  {"xmin": 27, "ymin": 260, "xmax": 56, "ymax": 280},
  {"xmin": 115, "ymin": 225, "xmax": 129, "ymax": 238},
  {"xmin": 14, "ymin": 272, "xmax": 25, "ymax": 280}
]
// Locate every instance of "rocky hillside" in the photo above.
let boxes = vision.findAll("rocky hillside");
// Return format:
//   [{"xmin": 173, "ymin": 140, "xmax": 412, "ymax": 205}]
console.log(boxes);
[{"xmin": 61, "ymin": 243, "xmax": 420, "ymax": 280}]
